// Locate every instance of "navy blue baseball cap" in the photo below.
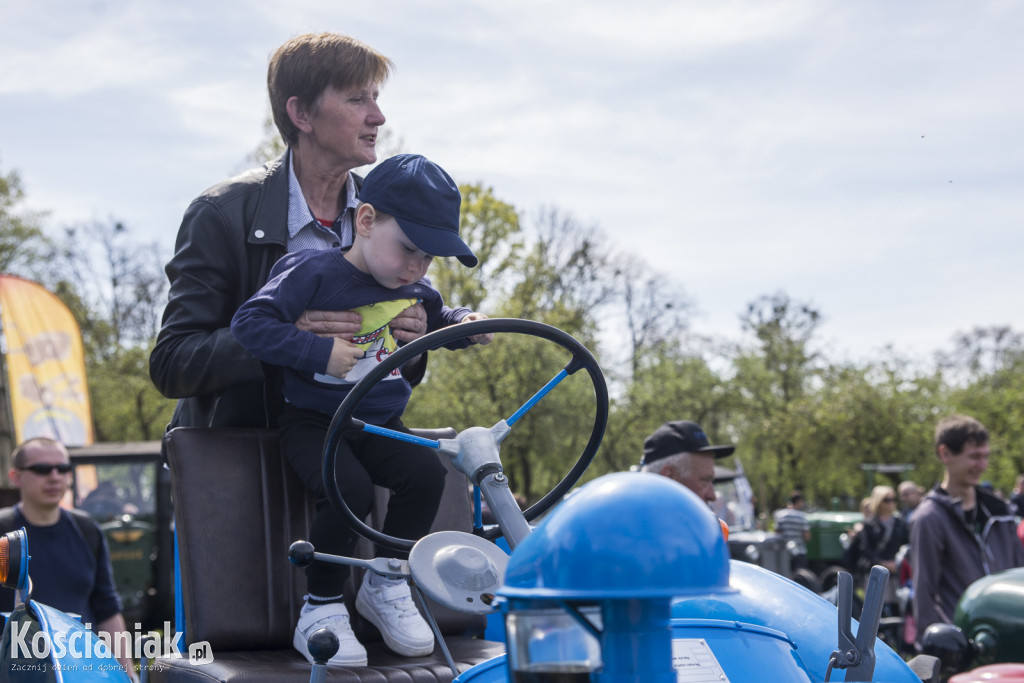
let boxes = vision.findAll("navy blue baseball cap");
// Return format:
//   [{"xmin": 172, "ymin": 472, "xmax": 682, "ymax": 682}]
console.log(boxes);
[
  {"xmin": 358, "ymin": 153, "xmax": 478, "ymax": 267},
  {"xmin": 641, "ymin": 421, "xmax": 735, "ymax": 466}
]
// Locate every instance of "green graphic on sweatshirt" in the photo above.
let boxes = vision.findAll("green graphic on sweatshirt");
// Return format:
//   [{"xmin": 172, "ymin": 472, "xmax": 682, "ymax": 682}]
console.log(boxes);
[{"xmin": 350, "ymin": 298, "xmax": 420, "ymax": 352}]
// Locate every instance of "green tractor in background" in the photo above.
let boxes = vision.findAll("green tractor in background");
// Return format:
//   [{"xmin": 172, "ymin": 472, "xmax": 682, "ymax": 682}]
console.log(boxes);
[
  {"xmin": 69, "ymin": 440, "xmax": 174, "ymax": 630},
  {"xmin": 806, "ymin": 509, "xmax": 863, "ymax": 590}
]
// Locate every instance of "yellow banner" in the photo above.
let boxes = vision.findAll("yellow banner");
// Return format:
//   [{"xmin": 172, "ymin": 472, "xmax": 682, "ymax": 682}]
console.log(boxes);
[{"xmin": 0, "ymin": 275, "xmax": 93, "ymax": 446}]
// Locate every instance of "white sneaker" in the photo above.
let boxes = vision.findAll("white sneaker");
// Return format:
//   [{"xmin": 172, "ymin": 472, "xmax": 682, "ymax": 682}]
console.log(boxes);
[
  {"xmin": 294, "ymin": 602, "xmax": 367, "ymax": 666},
  {"xmin": 355, "ymin": 572, "xmax": 434, "ymax": 657}
]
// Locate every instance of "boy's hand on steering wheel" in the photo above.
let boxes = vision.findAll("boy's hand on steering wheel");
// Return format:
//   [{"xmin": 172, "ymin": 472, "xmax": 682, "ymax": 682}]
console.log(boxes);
[{"xmin": 460, "ymin": 312, "xmax": 494, "ymax": 345}]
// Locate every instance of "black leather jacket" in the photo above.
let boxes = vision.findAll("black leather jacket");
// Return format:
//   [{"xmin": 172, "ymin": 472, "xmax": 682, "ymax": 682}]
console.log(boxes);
[{"xmin": 150, "ymin": 153, "xmax": 297, "ymax": 429}]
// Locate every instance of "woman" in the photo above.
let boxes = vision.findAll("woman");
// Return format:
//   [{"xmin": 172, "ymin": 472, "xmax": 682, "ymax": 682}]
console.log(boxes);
[
  {"xmin": 150, "ymin": 33, "xmax": 427, "ymax": 431},
  {"xmin": 856, "ymin": 485, "xmax": 910, "ymax": 583},
  {"xmin": 148, "ymin": 33, "xmax": 433, "ymax": 667}
]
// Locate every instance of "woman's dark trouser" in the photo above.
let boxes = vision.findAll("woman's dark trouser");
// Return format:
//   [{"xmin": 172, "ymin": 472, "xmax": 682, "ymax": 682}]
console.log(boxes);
[{"xmin": 278, "ymin": 405, "xmax": 446, "ymax": 597}]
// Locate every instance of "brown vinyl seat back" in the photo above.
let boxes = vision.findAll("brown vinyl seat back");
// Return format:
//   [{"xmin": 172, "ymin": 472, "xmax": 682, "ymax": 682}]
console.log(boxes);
[
  {"xmin": 166, "ymin": 427, "xmax": 315, "ymax": 650},
  {"xmin": 165, "ymin": 426, "xmax": 490, "ymax": 652}
]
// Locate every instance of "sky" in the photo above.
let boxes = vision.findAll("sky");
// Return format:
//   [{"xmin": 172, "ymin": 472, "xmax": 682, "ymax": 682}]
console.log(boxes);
[{"xmin": 2, "ymin": 0, "xmax": 1022, "ymax": 366}]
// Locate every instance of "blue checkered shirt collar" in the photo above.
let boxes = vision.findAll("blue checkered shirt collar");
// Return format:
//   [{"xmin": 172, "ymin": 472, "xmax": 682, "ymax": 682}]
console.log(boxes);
[{"xmin": 286, "ymin": 148, "xmax": 357, "ymax": 252}]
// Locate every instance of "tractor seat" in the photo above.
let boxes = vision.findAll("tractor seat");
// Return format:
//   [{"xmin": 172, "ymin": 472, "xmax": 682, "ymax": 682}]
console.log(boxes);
[{"xmin": 147, "ymin": 427, "xmax": 504, "ymax": 683}]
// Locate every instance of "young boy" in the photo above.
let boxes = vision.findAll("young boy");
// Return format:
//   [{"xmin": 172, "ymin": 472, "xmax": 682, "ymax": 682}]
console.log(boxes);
[{"xmin": 232, "ymin": 153, "xmax": 492, "ymax": 667}]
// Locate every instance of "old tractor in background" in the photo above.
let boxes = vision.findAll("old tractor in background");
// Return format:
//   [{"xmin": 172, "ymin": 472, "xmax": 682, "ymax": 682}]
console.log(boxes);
[{"xmin": 68, "ymin": 441, "xmax": 173, "ymax": 630}]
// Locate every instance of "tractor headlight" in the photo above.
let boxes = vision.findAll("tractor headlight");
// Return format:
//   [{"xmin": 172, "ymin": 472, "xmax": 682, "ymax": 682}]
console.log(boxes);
[{"xmin": 505, "ymin": 607, "xmax": 601, "ymax": 679}]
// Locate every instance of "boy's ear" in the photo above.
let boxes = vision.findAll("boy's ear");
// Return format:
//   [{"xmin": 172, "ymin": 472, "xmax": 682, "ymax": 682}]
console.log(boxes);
[{"xmin": 355, "ymin": 203, "xmax": 376, "ymax": 237}]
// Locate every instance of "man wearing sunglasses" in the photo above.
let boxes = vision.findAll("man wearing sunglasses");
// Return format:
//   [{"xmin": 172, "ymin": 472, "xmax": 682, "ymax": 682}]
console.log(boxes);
[{"xmin": 0, "ymin": 437, "xmax": 137, "ymax": 681}]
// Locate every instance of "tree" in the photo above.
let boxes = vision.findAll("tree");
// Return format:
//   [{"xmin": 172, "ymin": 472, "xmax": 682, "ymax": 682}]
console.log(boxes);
[
  {"xmin": 0, "ymin": 161, "xmax": 49, "ymax": 276},
  {"xmin": 799, "ymin": 356, "xmax": 944, "ymax": 507},
  {"xmin": 940, "ymin": 327, "xmax": 1024, "ymax": 491},
  {"xmin": 614, "ymin": 253, "xmax": 693, "ymax": 379},
  {"xmin": 605, "ymin": 340, "xmax": 734, "ymax": 474},
  {"xmin": 937, "ymin": 325, "xmax": 1024, "ymax": 386},
  {"xmin": 731, "ymin": 292, "xmax": 824, "ymax": 509},
  {"xmin": 429, "ymin": 184, "xmax": 524, "ymax": 312},
  {"xmin": 40, "ymin": 221, "xmax": 174, "ymax": 441},
  {"xmin": 740, "ymin": 292, "xmax": 822, "ymax": 404}
]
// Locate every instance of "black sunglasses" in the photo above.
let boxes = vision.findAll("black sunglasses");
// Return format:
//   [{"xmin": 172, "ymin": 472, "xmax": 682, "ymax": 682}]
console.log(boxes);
[
  {"xmin": 20, "ymin": 463, "xmax": 72, "ymax": 476},
  {"xmin": 882, "ymin": 496, "xmax": 896, "ymax": 503}
]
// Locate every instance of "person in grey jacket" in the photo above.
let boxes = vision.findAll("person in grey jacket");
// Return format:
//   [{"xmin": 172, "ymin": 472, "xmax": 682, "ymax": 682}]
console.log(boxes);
[
  {"xmin": 150, "ymin": 33, "xmax": 427, "ymax": 430},
  {"xmin": 910, "ymin": 415, "xmax": 1024, "ymax": 648}
]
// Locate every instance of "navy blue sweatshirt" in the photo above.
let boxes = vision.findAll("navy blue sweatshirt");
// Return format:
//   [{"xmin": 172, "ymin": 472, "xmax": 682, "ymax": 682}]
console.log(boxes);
[{"xmin": 232, "ymin": 249, "xmax": 470, "ymax": 423}]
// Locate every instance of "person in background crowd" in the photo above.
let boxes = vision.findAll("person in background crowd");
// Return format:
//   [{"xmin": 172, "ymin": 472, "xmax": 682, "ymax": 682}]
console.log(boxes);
[
  {"xmin": 1010, "ymin": 474, "xmax": 1024, "ymax": 516},
  {"xmin": 898, "ymin": 480, "xmax": 925, "ymax": 524},
  {"xmin": 774, "ymin": 490, "xmax": 811, "ymax": 571},
  {"xmin": 855, "ymin": 485, "xmax": 910, "ymax": 577},
  {"xmin": 911, "ymin": 415, "xmax": 1024, "ymax": 648},
  {"xmin": 841, "ymin": 496, "xmax": 874, "ymax": 572},
  {"xmin": 638, "ymin": 420, "xmax": 735, "ymax": 505},
  {"xmin": 0, "ymin": 438, "xmax": 138, "ymax": 681}
]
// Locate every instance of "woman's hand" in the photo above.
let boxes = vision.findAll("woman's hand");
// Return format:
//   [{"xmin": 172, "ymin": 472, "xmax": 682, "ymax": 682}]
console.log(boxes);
[
  {"xmin": 390, "ymin": 303, "xmax": 428, "ymax": 343},
  {"xmin": 297, "ymin": 309, "xmax": 362, "ymax": 339}
]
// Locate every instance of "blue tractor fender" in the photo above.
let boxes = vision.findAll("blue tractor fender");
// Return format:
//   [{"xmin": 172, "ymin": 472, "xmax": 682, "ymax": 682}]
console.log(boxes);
[{"xmin": 672, "ymin": 560, "xmax": 920, "ymax": 682}]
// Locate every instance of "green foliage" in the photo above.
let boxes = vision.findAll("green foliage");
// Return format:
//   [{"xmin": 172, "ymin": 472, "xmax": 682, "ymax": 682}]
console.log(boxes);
[
  {"xmin": 0, "ymin": 162, "xmax": 49, "ymax": 276},
  {"xmin": 37, "ymin": 220, "xmax": 175, "ymax": 443},
  {"xmin": 944, "ymin": 331, "xmax": 1024, "ymax": 490},
  {"xmin": 431, "ymin": 184, "xmax": 524, "ymax": 311},
  {"xmin": 87, "ymin": 344, "xmax": 173, "ymax": 442},
  {"xmin": 603, "ymin": 342, "xmax": 734, "ymax": 474}
]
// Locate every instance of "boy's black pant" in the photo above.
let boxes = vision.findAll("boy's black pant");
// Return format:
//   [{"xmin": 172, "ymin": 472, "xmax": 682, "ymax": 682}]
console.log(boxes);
[{"xmin": 278, "ymin": 405, "xmax": 446, "ymax": 597}]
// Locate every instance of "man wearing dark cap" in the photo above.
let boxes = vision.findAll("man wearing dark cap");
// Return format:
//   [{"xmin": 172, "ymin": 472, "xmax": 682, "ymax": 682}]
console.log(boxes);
[{"xmin": 639, "ymin": 420, "xmax": 735, "ymax": 505}]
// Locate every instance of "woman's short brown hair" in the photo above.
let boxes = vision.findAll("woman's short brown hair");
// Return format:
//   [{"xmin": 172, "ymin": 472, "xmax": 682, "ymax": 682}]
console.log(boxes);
[{"xmin": 267, "ymin": 33, "xmax": 393, "ymax": 146}]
